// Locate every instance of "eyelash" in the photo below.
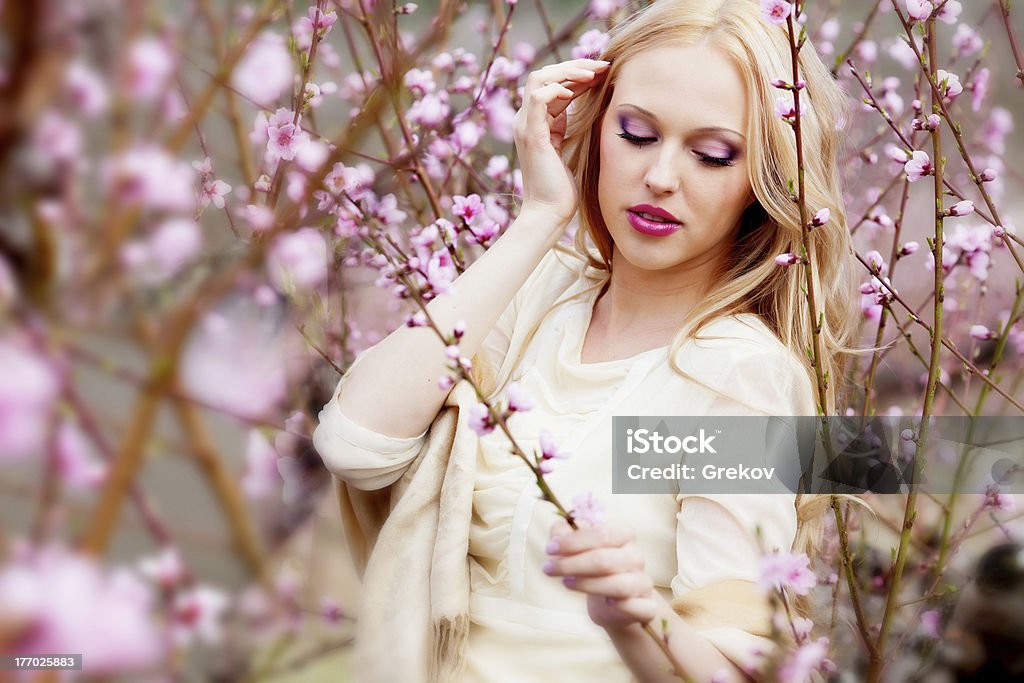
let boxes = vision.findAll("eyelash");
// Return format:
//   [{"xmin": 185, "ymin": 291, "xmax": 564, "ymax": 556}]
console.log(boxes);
[{"xmin": 616, "ymin": 130, "xmax": 735, "ymax": 168}]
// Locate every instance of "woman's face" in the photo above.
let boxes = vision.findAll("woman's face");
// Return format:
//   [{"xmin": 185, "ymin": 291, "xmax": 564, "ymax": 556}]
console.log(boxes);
[{"xmin": 597, "ymin": 41, "xmax": 754, "ymax": 280}]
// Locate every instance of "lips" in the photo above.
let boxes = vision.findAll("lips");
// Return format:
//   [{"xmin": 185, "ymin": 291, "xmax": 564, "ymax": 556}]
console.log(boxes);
[
  {"xmin": 626, "ymin": 204, "xmax": 682, "ymax": 236},
  {"xmin": 628, "ymin": 204, "xmax": 681, "ymax": 223}
]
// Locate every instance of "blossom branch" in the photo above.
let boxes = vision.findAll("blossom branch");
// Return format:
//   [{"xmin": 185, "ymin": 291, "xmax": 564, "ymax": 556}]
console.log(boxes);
[
  {"xmin": 867, "ymin": 17, "xmax": 942, "ymax": 679},
  {"xmin": 997, "ymin": 0, "xmax": 1024, "ymax": 87}
]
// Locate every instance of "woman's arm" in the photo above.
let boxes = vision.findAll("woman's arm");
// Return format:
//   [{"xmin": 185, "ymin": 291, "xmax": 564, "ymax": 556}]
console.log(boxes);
[{"xmin": 337, "ymin": 208, "xmax": 565, "ymax": 438}]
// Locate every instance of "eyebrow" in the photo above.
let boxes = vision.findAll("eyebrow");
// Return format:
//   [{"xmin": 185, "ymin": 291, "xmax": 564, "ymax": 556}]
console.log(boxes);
[{"xmin": 616, "ymin": 103, "xmax": 746, "ymax": 140}]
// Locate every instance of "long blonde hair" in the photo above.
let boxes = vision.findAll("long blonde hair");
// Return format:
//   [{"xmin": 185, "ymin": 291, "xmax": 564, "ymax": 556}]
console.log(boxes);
[{"xmin": 559, "ymin": 0, "xmax": 863, "ymax": 582}]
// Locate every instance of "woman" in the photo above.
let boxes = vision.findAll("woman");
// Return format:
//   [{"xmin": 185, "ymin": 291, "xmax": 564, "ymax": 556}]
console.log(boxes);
[{"xmin": 313, "ymin": 1, "xmax": 859, "ymax": 681}]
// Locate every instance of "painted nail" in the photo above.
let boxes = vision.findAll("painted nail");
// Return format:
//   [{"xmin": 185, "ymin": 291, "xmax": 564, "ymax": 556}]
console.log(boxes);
[
  {"xmin": 542, "ymin": 560, "xmax": 555, "ymax": 575},
  {"xmin": 546, "ymin": 539, "xmax": 560, "ymax": 554},
  {"xmin": 563, "ymin": 576, "xmax": 577, "ymax": 588}
]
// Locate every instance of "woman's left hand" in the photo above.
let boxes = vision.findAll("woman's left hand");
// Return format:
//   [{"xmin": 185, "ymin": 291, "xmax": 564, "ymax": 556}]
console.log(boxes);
[{"xmin": 543, "ymin": 517, "xmax": 659, "ymax": 631}]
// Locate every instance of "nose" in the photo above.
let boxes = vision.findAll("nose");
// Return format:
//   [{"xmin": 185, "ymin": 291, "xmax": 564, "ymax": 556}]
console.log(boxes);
[{"xmin": 643, "ymin": 147, "xmax": 681, "ymax": 195}]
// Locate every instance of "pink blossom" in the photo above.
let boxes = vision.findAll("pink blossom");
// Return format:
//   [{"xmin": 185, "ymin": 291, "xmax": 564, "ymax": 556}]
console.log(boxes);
[
  {"xmin": 538, "ymin": 429, "xmax": 571, "ymax": 473},
  {"xmin": 242, "ymin": 430, "xmax": 281, "ymax": 500},
  {"xmin": 776, "ymin": 637, "xmax": 831, "ymax": 683},
  {"xmin": 935, "ymin": 69, "xmax": 963, "ymax": 98},
  {"xmin": 904, "ymin": 0, "xmax": 933, "ymax": 22},
  {"xmin": 295, "ymin": 136, "xmax": 329, "ymax": 172},
  {"xmin": 485, "ymin": 155, "xmax": 511, "ymax": 180},
  {"xmin": 936, "ymin": 0, "xmax": 961, "ymax": 23},
  {"xmin": 774, "ymin": 95, "xmax": 803, "ymax": 122},
  {"xmin": 126, "ymin": 38, "xmax": 175, "ymax": 101},
  {"xmin": 467, "ymin": 219, "xmax": 501, "ymax": 245},
  {"xmin": 103, "ymin": 145, "xmax": 196, "ymax": 212},
  {"xmin": 181, "ymin": 310, "xmax": 294, "ymax": 420},
  {"xmin": 979, "ymin": 167, "xmax": 998, "ymax": 183},
  {"xmin": 171, "ymin": 585, "xmax": 230, "ymax": 647},
  {"xmin": 307, "ymin": 6, "xmax": 338, "ymax": 34},
  {"xmin": 855, "ymin": 40, "xmax": 878, "ymax": 65},
  {"xmin": 571, "ymin": 491, "xmax": 606, "ymax": 527},
  {"xmin": 952, "ymin": 24, "xmax": 982, "ymax": 56},
  {"xmin": 811, "ymin": 207, "xmax": 830, "ymax": 227},
  {"xmin": 984, "ymin": 485, "xmax": 1016, "ymax": 512},
  {"xmin": 571, "ymin": 29, "xmax": 609, "ymax": 60},
  {"xmin": 437, "ymin": 374, "xmax": 456, "ymax": 391},
  {"xmin": 453, "ymin": 194, "xmax": 486, "ymax": 221},
  {"xmin": 760, "ymin": 0, "xmax": 793, "ymax": 25},
  {"xmin": 138, "ymin": 546, "xmax": 187, "ymax": 591},
  {"xmin": 425, "ymin": 251, "xmax": 456, "ymax": 296},
  {"xmin": 898, "ymin": 241, "xmax": 920, "ymax": 257},
  {"xmin": 469, "ymin": 403, "xmax": 495, "ymax": 436},
  {"xmin": 233, "ymin": 31, "xmax": 294, "ymax": 106},
  {"xmin": 366, "ymin": 192, "xmax": 408, "ymax": 226},
  {"xmin": 243, "ymin": 204, "xmax": 275, "ymax": 233},
  {"xmin": 888, "ymin": 38, "xmax": 919, "ymax": 70},
  {"xmin": 33, "ymin": 111, "xmax": 81, "ymax": 165},
  {"xmin": 0, "ymin": 544, "xmax": 163, "ymax": 674},
  {"xmin": 982, "ymin": 107, "xmax": 1014, "ymax": 154},
  {"xmin": 55, "ymin": 420, "xmax": 106, "ymax": 491},
  {"xmin": 947, "ymin": 200, "xmax": 974, "ymax": 217},
  {"xmin": 65, "ymin": 59, "xmax": 109, "ymax": 117},
  {"xmin": 407, "ymin": 92, "xmax": 450, "ymax": 128},
  {"xmin": 758, "ymin": 551, "xmax": 818, "ymax": 596},
  {"xmin": 453, "ymin": 119, "xmax": 485, "ymax": 152},
  {"xmin": 904, "ymin": 150, "xmax": 932, "ymax": 182},
  {"xmin": 920, "ymin": 609, "xmax": 942, "ymax": 638},
  {"xmin": 506, "ymin": 382, "xmax": 535, "ymax": 412},
  {"xmin": 268, "ymin": 227, "xmax": 327, "ymax": 293},
  {"xmin": 969, "ymin": 324, "xmax": 995, "ymax": 341},
  {"xmin": 971, "ymin": 68, "xmax": 990, "ymax": 112},
  {"xmin": 200, "ymin": 177, "xmax": 232, "ymax": 209},
  {"xmin": 403, "ymin": 68, "xmax": 435, "ymax": 96},
  {"xmin": 148, "ymin": 218, "xmax": 203, "ymax": 280},
  {"xmin": 588, "ymin": 0, "xmax": 627, "ymax": 19},
  {"xmin": 0, "ymin": 341, "xmax": 59, "ymax": 461},
  {"xmin": 267, "ymin": 121, "xmax": 302, "ymax": 161}
]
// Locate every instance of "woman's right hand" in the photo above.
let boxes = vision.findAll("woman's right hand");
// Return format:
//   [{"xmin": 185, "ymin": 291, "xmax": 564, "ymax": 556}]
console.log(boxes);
[{"xmin": 512, "ymin": 58, "xmax": 610, "ymax": 228}]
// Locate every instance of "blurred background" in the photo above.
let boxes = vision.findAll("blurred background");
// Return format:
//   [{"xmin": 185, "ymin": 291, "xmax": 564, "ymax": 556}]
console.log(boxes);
[{"xmin": 0, "ymin": 0, "xmax": 1022, "ymax": 680}]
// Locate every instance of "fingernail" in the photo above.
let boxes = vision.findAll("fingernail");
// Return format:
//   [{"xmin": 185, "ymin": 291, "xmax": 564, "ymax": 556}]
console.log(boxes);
[
  {"xmin": 563, "ymin": 576, "xmax": 577, "ymax": 587},
  {"xmin": 542, "ymin": 560, "xmax": 555, "ymax": 575},
  {"xmin": 545, "ymin": 540, "xmax": 560, "ymax": 554},
  {"xmin": 593, "ymin": 59, "xmax": 610, "ymax": 64}
]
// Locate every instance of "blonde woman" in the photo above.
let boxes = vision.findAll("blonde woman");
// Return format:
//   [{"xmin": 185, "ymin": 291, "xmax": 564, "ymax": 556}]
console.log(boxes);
[{"xmin": 313, "ymin": 0, "xmax": 859, "ymax": 681}]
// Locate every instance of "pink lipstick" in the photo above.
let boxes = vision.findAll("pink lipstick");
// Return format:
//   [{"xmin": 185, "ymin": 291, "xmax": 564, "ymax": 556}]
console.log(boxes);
[{"xmin": 626, "ymin": 204, "xmax": 682, "ymax": 236}]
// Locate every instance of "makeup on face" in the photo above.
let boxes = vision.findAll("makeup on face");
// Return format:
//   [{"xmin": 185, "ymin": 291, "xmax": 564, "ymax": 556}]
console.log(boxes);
[{"xmin": 615, "ymin": 106, "xmax": 744, "ymax": 168}]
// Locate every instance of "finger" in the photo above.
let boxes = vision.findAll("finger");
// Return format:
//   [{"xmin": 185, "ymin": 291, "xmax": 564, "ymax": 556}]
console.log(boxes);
[
  {"xmin": 544, "ymin": 70, "xmax": 607, "ymax": 119},
  {"xmin": 559, "ymin": 572, "xmax": 655, "ymax": 600},
  {"xmin": 549, "ymin": 517, "xmax": 573, "ymax": 536},
  {"xmin": 547, "ymin": 524, "xmax": 635, "ymax": 555},
  {"xmin": 522, "ymin": 82, "xmax": 574, "ymax": 143},
  {"xmin": 602, "ymin": 597, "xmax": 659, "ymax": 624},
  {"xmin": 528, "ymin": 59, "xmax": 610, "ymax": 84},
  {"xmin": 544, "ymin": 546, "xmax": 645, "ymax": 577}
]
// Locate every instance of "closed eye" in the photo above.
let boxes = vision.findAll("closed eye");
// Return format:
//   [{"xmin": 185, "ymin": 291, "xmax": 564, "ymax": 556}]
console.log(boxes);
[
  {"xmin": 695, "ymin": 152, "xmax": 735, "ymax": 168},
  {"xmin": 617, "ymin": 130, "xmax": 656, "ymax": 147}
]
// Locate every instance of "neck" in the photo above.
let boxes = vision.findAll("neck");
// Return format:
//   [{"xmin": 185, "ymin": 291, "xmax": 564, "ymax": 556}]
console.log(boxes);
[{"xmin": 595, "ymin": 252, "xmax": 722, "ymax": 336}]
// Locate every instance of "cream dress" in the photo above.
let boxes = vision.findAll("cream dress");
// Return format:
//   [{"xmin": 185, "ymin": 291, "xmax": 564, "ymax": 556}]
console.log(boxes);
[{"xmin": 315, "ymin": 249, "xmax": 816, "ymax": 682}]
